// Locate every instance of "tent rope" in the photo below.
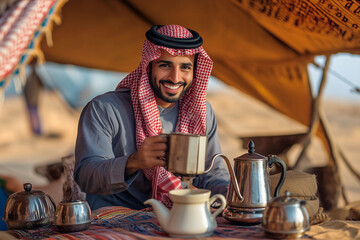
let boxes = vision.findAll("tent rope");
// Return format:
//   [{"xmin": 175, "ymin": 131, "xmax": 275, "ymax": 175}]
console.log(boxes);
[
  {"xmin": 312, "ymin": 61, "xmax": 360, "ymax": 95},
  {"xmin": 327, "ymin": 68, "xmax": 360, "ymax": 94}
]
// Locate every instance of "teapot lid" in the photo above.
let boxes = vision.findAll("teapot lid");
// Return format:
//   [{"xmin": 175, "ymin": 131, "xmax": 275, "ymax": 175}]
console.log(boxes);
[
  {"xmin": 234, "ymin": 140, "xmax": 266, "ymax": 161},
  {"xmin": 9, "ymin": 183, "xmax": 46, "ymax": 199},
  {"xmin": 269, "ymin": 191, "xmax": 302, "ymax": 207}
]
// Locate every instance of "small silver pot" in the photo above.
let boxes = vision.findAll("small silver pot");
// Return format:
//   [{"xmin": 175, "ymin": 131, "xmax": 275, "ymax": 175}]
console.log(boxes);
[
  {"xmin": 55, "ymin": 200, "xmax": 92, "ymax": 232},
  {"xmin": 3, "ymin": 183, "xmax": 56, "ymax": 230},
  {"xmin": 262, "ymin": 191, "xmax": 310, "ymax": 239}
]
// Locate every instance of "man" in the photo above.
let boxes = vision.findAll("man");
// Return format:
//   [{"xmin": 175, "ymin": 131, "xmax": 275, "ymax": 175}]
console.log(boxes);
[{"xmin": 74, "ymin": 25, "xmax": 229, "ymax": 210}]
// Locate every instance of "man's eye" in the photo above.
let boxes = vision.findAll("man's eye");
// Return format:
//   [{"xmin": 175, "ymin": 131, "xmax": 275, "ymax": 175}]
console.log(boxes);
[
  {"xmin": 182, "ymin": 65, "xmax": 192, "ymax": 70},
  {"xmin": 159, "ymin": 64, "xmax": 170, "ymax": 68}
]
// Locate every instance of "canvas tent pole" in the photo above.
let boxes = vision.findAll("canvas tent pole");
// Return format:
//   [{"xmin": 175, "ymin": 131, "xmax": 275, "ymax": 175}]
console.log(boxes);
[
  {"xmin": 295, "ymin": 57, "xmax": 360, "ymax": 183},
  {"xmin": 311, "ymin": 60, "xmax": 360, "ymax": 183},
  {"xmin": 339, "ymin": 149, "xmax": 360, "ymax": 182},
  {"xmin": 293, "ymin": 55, "xmax": 352, "ymax": 206},
  {"xmin": 318, "ymin": 105, "xmax": 349, "ymax": 205},
  {"xmin": 292, "ymin": 55, "xmax": 331, "ymax": 169},
  {"xmin": 291, "ymin": 55, "xmax": 347, "ymax": 207}
]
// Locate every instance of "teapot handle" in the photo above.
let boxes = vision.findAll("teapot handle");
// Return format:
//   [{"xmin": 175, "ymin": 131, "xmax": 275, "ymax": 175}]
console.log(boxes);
[
  {"xmin": 209, "ymin": 194, "xmax": 226, "ymax": 219},
  {"xmin": 301, "ymin": 200, "xmax": 315, "ymax": 222},
  {"xmin": 268, "ymin": 155, "xmax": 287, "ymax": 197}
]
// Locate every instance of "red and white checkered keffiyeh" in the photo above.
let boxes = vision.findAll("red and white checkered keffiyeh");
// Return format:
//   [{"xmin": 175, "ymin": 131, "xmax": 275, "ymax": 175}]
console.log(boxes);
[{"xmin": 116, "ymin": 25, "xmax": 213, "ymax": 207}]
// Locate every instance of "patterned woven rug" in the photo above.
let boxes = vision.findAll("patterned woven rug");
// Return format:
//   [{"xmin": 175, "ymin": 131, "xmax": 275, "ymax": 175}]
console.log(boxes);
[{"xmin": 12, "ymin": 206, "xmax": 313, "ymax": 240}]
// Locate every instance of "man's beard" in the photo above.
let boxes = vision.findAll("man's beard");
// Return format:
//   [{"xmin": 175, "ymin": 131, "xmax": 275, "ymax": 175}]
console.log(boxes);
[{"xmin": 150, "ymin": 78, "xmax": 193, "ymax": 103}]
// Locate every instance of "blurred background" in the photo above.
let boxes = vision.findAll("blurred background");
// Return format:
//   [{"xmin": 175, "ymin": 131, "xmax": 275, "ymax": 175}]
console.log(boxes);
[
  {"xmin": 1, "ymin": 1, "xmax": 360, "ymax": 230},
  {"xmin": 1, "ymin": 52, "xmax": 359, "ymax": 201}
]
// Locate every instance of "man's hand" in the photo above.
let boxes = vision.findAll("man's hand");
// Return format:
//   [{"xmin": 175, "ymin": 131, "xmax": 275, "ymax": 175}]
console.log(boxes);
[{"xmin": 125, "ymin": 135, "xmax": 168, "ymax": 177}]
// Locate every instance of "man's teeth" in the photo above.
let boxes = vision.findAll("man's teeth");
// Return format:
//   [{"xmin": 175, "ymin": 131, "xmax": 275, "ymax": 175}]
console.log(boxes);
[{"xmin": 164, "ymin": 84, "xmax": 181, "ymax": 90}]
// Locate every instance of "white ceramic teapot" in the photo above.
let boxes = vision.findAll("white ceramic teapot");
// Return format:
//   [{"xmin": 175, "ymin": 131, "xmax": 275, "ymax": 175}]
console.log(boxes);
[{"xmin": 144, "ymin": 189, "xmax": 226, "ymax": 238}]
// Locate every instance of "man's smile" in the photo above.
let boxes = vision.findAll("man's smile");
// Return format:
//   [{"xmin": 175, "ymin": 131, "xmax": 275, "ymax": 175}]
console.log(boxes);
[
  {"xmin": 160, "ymin": 80, "xmax": 185, "ymax": 93},
  {"xmin": 163, "ymin": 83, "xmax": 182, "ymax": 90}
]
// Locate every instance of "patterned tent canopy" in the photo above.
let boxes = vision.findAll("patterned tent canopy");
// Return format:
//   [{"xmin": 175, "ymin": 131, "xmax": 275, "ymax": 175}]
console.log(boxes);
[
  {"xmin": 0, "ymin": 0, "xmax": 65, "ymax": 85},
  {"xmin": 1, "ymin": 0, "xmax": 360, "ymax": 209}
]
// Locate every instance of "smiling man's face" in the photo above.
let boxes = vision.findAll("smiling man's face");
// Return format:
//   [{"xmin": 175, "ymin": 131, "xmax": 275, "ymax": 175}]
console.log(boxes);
[{"xmin": 149, "ymin": 49, "xmax": 195, "ymax": 108}]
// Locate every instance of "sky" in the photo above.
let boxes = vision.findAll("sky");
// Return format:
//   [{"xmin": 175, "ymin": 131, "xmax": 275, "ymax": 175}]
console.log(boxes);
[{"xmin": 308, "ymin": 53, "xmax": 360, "ymax": 103}]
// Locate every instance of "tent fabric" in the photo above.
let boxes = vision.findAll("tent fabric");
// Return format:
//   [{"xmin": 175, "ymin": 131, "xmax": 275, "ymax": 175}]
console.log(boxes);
[
  {"xmin": 233, "ymin": 0, "xmax": 360, "ymax": 55},
  {"xmin": 0, "ymin": 0, "xmax": 65, "ymax": 87},
  {"xmin": 39, "ymin": 0, "xmax": 313, "ymax": 123},
  {"xmin": 37, "ymin": 0, "xmax": 314, "ymax": 146},
  {"xmin": 1, "ymin": 0, "xmax": 360, "ymax": 167}
]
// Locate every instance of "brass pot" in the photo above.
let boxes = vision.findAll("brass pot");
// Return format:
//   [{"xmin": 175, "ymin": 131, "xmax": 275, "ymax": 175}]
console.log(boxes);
[{"xmin": 3, "ymin": 183, "xmax": 56, "ymax": 230}]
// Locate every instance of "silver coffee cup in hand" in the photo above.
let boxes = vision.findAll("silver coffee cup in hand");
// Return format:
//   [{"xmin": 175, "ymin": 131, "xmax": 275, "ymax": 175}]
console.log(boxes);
[{"xmin": 164, "ymin": 133, "xmax": 209, "ymax": 176}]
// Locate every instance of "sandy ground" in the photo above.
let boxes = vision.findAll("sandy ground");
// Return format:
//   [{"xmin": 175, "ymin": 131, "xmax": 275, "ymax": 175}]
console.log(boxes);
[{"xmin": 0, "ymin": 86, "xmax": 359, "ymax": 207}]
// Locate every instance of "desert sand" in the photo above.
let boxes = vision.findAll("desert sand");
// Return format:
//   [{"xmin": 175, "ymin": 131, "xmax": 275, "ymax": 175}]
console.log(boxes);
[{"xmin": 0, "ymin": 85, "xmax": 359, "ymax": 207}]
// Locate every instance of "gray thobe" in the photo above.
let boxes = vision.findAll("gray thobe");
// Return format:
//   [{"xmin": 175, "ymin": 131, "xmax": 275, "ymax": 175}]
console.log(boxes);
[{"xmin": 74, "ymin": 89, "xmax": 229, "ymax": 210}]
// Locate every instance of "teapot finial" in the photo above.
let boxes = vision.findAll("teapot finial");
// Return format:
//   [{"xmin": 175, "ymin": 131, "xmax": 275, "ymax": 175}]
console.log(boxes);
[
  {"xmin": 248, "ymin": 140, "xmax": 255, "ymax": 155},
  {"xmin": 24, "ymin": 183, "xmax": 32, "ymax": 192}
]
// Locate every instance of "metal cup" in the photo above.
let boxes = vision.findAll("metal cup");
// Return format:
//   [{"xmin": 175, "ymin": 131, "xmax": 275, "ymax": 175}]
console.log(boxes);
[
  {"xmin": 55, "ymin": 200, "xmax": 92, "ymax": 232},
  {"xmin": 165, "ymin": 133, "xmax": 208, "ymax": 176}
]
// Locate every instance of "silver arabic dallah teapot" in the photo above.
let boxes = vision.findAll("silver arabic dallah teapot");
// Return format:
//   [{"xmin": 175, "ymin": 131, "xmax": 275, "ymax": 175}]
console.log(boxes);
[
  {"xmin": 211, "ymin": 140, "xmax": 287, "ymax": 224},
  {"xmin": 3, "ymin": 183, "xmax": 56, "ymax": 230}
]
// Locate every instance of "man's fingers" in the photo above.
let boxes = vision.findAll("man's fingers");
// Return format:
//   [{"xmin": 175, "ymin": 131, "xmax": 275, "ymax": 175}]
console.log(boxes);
[
  {"xmin": 140, "ymin": 150, "xmax": 166, "ymax": 160},
  {"xmin": 153, "ymin": 158, "xmax": 167, "ymax": 167},
  {"xmin": 138, "ymin": 156, "xmax": 166, "ymax": 168},
  {"xmin": 144, "ymin": 142, "xmax": 167, "ymax": 151},
  {"xmin": 145, "ymin": 134, "xmax": 168, "ymax": 144}
]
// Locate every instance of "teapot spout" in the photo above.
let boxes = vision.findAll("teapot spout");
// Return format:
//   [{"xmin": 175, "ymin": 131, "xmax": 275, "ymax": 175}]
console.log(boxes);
[
  {"xmin": 211, "ymin": 154, "xmax": 243, "ymax": 202},
  {"xmin": 144, "ymin": 199, "xmax": 170, "ymax": 229}
]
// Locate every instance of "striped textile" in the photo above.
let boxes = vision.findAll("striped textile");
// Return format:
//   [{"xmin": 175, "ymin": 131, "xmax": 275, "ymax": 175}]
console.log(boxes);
[
  {"xmin": 0, "ymin": 0, "xmax": 64, "ymax": 88},
  {"xmin": 10, "ymin": 206, "xmax": 315, "ymax": 240}
]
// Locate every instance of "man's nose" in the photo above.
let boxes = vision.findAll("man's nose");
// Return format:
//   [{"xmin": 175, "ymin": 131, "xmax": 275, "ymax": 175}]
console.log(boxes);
[{"xmin": 169, "ymin": 68, "xmax": 181, "ymax": 83}]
